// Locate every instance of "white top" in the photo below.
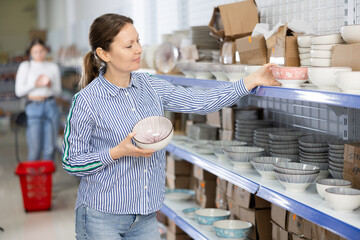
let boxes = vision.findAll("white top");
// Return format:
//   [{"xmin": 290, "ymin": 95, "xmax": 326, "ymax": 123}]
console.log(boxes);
[{"xmin": 15, "ymin": 60, "xmax": 61, "ymax": 98}]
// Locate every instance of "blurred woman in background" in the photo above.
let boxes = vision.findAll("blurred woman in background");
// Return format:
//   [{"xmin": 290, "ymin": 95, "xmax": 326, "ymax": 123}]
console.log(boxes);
[{"xmin": 15, "ymin": 38, "xmax": 61, "ymax": 161}]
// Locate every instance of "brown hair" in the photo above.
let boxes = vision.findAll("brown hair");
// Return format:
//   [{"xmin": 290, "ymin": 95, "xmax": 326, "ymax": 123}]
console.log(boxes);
[
  {"xmin": 26, "ymin": 38, "xmax": 49, "ymax": 56},
  {"xmin": 80, "ymin": 13, "xmax": 133, "ymax": 89}
]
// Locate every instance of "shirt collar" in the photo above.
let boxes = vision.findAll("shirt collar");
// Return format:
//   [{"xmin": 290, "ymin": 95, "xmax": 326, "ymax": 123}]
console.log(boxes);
[{"xmin": 98, "ymin": 67, "xmax": 139, "ymax": 97}]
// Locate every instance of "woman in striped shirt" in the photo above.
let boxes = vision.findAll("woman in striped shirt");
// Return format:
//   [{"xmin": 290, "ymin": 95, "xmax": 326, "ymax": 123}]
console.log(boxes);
[{"xmin": 62, "ymin": 13, "xmax": 280, "ymax": 240}]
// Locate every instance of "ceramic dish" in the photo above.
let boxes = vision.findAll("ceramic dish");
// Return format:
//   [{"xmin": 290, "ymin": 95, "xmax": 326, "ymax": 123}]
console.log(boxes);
[
  {"xmin": 311, "ymin": 44, "xmax": 334, "ymax": 51},
  {"xmin": 310, "ymin": 49, "xmax": 332, "ymax": 59},
  {"xmin": 316, "ymin": 179, "xmax": 352, "ymax": 198},
  {"xmin": 310, "ymin": 58, "xmax": 331, "ymax": 67},
  {"xmin": 307, "ymin": 67, "xmax": 352, "ymax": 89},
  {"xmin": 272, "ymin": 67, "xmax": 308, "ymax": 80},
  {"xmin": 182, "ymin": 207, "xmax": 202, "ymax": 219},
  {"xmin": 274, "ymin": 171, "xmax": 319, "ymax": 192},
  {"xmin": 311, "ymin": 33, "xmax": 344, "ymax": 45},
  {"xmin": 165, "ymin": 189, "xmax": 195, "ymax": 201},
  {"xmin": 335, "ymin": 71, "xmax": 360, "ymax": 94},
  {"xmin": 341, "ymin": 24, "xmax": 360, "ymax": 44},
  {"xmin": 251, "ymin": 157, "xmax": 292, "ymax": 180},
  {"xmin": 298, "ymin": 47, "xmax": 311, "ymax": 54},
  {"xmin": 194, "ymin": 208, "xmax": 231, "ymax": 225},
  {"xmin": 273, "ymin": 162, "xmax": 320, "ymax": 175},
  {"xmin": 208, "ymin": 64, "xmax": 228, "ymax": 81},
  {"xmin": 133, "ymin": 116, "xmax": 173, "ymax": 150},
  {"xmin": 297, "ymin": 35, "xmax": 312, "ymax": 47},
  {"xmin": 324, "ymin": 187, "xmax": 360, "ymax": 212},
  {"xmin": 213, "ymin": 220, "xmax": 252, "ymax": 240}
]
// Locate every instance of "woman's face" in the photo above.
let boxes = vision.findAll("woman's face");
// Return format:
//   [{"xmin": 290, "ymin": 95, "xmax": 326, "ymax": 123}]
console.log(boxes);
[
  {"xmin": 30, "ymin": 43, "xmax": 47, "ymax": 62},
  {"xmin": 104, "ymin": 23, "xmax": 142, "ymax": 73}
]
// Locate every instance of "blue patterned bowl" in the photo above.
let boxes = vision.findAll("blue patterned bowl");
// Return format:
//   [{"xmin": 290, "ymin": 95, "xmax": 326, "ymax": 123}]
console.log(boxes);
[
  {"xmin": 182, "ymin": 207, "xmax": 202, "ymax": 219},
  {"xmin": 194, "ymin": 208, "xmax": 231, "ymax": 225},
  {"xmin": 165, "ymin": 189, "xmax": 195, "ymax": 201},
  {"xmin": 213, "ymin": 220, "xmax": 252, "ymax": 239}
]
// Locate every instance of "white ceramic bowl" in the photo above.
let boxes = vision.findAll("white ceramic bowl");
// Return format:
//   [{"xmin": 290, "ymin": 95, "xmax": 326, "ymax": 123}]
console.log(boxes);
[
  {"xmin": 324, "ymin": 187, "xmax": 360, "ymax": 212},
  {"xmin": 308, "ymin": 67, "xmax": 352, "ymax": 89},
  {"xmin": 213, "ymin": 220, "xmax": 252, "ymax": 239},
  {"xmin": 311, "ymin": 58, "xmax": 331, "ymax": 67},
  {"xmin": 245, "ymin": 65, "xmax": 262, "ymax": 76},
  {"xmin": 300, "ymin": 58, "xmax": 311, "ymax": 66},
  {"xmin": 298, "ymin": 47, "xmax": 311, "ymax": 54},
  {"xmin": 176, "ymin": 62, "xmax": 195, "ymax": 78},
  {"xmin": 275, "ymin": 171, "xmax": 319, "ymax": 192},
  {"xmin": 193, "ymin": 62, "xmax": 214, "ymax": 79},
  {"xmin": 297, "ymin": 35, "xmax": 312, "ymax": 47},
  {"xmin": 194, "ymin": 208, "xmax": 231, "ymax": 225},
  {"xmin": 310, "ymin": 50, "xmax": 332, "ymax": 59},
  {"xmin": 316, "ymin": 179, "xmax": 352, "ymax": 198},
  {"xmin": 165, "ymin": 189, "xmax": 195, "ymax": 201},
  {"xmin": 299, "ymin": 53, "xmax": 311, "ymax": 61},
  {"xmin": 335, "ymin": 71, "xmax": 360, "ymax": 94},
  {"xmin": 222, "ymin": 146, "xmax": 265, "ymax": 162},
  {"xmin": 208, "ymin": 64, "xmax": 228, "ymax": 81},
  {"xmin": 251, "ymin": 157, "xmax": 292, "ymax": 180},
  {"xmin": 221, "ymin": 64, "xmax": 247, "ymax": 82},
  {"xmin": 311, "ymin": 44, "xmax": 334, "ymax": 51},
  {"xmin": 133, "ymin": 116, "xmax": 173, "ymax": 150},
  {"xmin": 274, "ymin": 162, "xmax": 320, "ymax": 175},
  {"xmin": 341, "ymin": 24, "xmax": 360, "ymax": 44},
  {"xmin": 311, "ymin": 33, "xmax": 344, "ymax": 45}
]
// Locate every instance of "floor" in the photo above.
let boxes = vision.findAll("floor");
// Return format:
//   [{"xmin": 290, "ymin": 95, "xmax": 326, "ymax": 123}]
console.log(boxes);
[{"xmin": 0, "ymin": 128, "xmax": 79, "ymax": 240}]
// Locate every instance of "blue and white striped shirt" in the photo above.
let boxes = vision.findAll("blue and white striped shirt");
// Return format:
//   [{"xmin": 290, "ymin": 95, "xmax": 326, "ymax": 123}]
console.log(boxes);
[{"xmin": 62, "ymin": 69, "xmax": 251, "ymax": 214}]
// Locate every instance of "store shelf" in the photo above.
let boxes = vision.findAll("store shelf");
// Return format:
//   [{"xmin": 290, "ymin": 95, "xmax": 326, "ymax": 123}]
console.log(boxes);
[
  {"xmin": 161, "ymin": 199, "xmax": 218, "ymax": 240},
  {"xmin": 156, "ymin": 74, "xmax": 360, "ymax": 109},
  {"xmin": 167, "ymin": 138, "xmax": 360, "ymax": 240}
]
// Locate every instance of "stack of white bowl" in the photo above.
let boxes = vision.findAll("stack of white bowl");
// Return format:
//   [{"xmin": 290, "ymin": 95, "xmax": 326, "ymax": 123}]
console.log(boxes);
[
  {"xmin": 187, "ymin": 124, "xmax": 218, "ymax": 141},
  {"xmin": 193, "ymin": 62, "xmax": 214, "ymax": 79},
  {"xmin": 299, "ymin": 135, "xmax": 341, "ymax": 179},
  {"xmin": 253, "ymin": 128, "xmax": 293, "ymax": 155},
  {"xmin": 176, "ymin": 61, "xmax": 196, "ymax": 78},
  {"xmin": 273, "ymin": 162, "xmax": 320, "ymax": 192},
  {"xmin": 297, "ymin": 35, "xmax": 312, "ymax": 67},
  {"xmin": 310, "ymin": 33, "xmax": 344, "ymax": 67},
  {"xmin": 208, "ymin": 63, "xmax": 228, "ymax": 81},
  {"xmin": 209, "ymin": 140, "xmax": 247, "ymax": 164},
  {"xmin": 269, "ymin": 131, "xmax": 308, "ymax": 162},
  {"xmin": 327, "ymin": 139, "xmax": 354, "ymax": 179},
  {"xmin": 251, "ymin": 156, "xmax": 292, "ymax": 180},
  {"xmin": 235, "ymin": 119, "xmax": 273, "ymax": 145}
]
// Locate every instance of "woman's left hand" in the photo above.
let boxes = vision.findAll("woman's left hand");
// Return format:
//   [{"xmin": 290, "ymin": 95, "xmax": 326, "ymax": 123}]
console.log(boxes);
[{"xmin": 243, "ymin": 63, "xmax": 281, "ymax": 90}]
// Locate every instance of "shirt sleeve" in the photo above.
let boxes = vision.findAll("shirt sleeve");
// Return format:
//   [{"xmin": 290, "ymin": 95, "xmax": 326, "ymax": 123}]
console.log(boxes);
[
  {"xmin": 62, "ymin": 93, "xmax": 114, "ymax": 177},
  {"xmin": 15, "ymin": 61, "xmax": 35, "ymax": 97},
  {"xmin": 52, "ymin": 64, "xmax": 62, "ymax": 96},
  {"xmin": 148, "ymin": 74, "xmax": 251, "ymax": 114}
]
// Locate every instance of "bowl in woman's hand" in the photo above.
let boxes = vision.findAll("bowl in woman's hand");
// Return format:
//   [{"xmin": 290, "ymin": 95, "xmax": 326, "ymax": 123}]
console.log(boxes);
[{"xmin": 132, "ymin": 116, "xmax": 173, "ymax": 150}]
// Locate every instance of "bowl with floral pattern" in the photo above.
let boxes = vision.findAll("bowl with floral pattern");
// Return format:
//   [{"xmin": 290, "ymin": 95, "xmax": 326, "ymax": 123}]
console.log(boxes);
[
  {"xmin": 213, "ymin": 220, "xmax": 252, "ymax": 239},
  {"xmin": 271, "ymin": 67, "xmax": 308, "ymax": 88},
  {"xmin": 194, "ymin": 208, "xmax": 231, "ymax": 226}
]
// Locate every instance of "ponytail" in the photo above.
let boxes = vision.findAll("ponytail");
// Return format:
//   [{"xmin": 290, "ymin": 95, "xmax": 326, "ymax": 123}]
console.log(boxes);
[{"xmin": 79, "ymin": 51, "xmax": 101, "ymax": 89}]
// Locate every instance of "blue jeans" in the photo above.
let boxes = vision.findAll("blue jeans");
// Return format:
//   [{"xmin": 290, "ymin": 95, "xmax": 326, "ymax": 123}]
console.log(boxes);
[
  {"xmin": 75, "ymin": 204, "xmax": 161, "ymax": 240},
  {"xmin": 25, "ymin": 98, "xmax": 59, "ymax": 161}
]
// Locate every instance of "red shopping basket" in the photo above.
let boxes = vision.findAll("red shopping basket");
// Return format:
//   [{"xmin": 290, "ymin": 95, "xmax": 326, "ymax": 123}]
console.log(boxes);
[{"xmin": 15, "ymin": 160, "xmax": 55, "ymax": 212}]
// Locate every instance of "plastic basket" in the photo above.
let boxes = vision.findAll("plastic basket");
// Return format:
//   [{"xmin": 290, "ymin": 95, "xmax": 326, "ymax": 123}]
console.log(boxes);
[{"xmin": 15, "ymin": 160, "xmax": 56, "ymax": 212}]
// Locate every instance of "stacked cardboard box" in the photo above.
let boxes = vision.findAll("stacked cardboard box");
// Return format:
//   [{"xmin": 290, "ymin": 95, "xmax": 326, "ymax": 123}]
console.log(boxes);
[
  {"xmin": 331, "ymin": 43, "xmax": 360, "ymax": 71},
  {"xmin": 166, "ymin": 219, "xmax": 192, "ymax": 240},
  {"xmin": 193, "ymin": 165, "xmax": 217, "ymax": 208},
  {"xmin": 166, "ymin": 153, "xmax": 193, "ymax": 190},
  {"xmin": 215, "ymin": 177, "xmax": 228, "ymax": 209}
]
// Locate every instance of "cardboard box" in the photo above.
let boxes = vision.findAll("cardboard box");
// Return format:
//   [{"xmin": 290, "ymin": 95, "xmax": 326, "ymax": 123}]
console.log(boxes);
[
  {"xmin": 311, "ymin": 223, "xmax": 347, "ymax": 240},
  {"xmin": 195, "ymin": 190, "xmax": 216, "ymax": 208},
  {"xmin": 234, "ymin": 185, "xmax": 271, "ymax": 209},
  {"xmin": 271, "ymin": 203, "xmax": 288, "ymax": 230},
  {"xmin": 272, "ymin": 222, "xmax": 289, "ymax": 240},
  {"xmin": 287, "ymin": 212, "xmax": 312, "ymax": 239},
  {"xmin": 227, "ymin": 198, "xmax": 240, "ymax": 218},
  {"xmin": 166, "ymin": 155, "xmax": 192, "ymax": 176},
  {"xmin": 166, "ymin": 227, "xmax": 192, "ymax": 240},
  {"xmin": 291, "ymin": 233, "xmax": 310, "ymax": 240},
  {"xmin": 266, "ymin": 24, "xmax": 300, "ymax": 67},
  {"xmin": 217, "ymin": 177, "xmax": 227, "ymax": 190},
  {"xmin": 235, "ymin": 35, "xmax": 268, "ymax": 65},
  {"xmin": 343, "ymin": 142, "xmax": 360, "ymax": 189},
  {"xmin": 226, "ymin": 182, "xmax": 234, "ymax": 199},
  {"xmin": 208, "ymin": 0, "xmax": 259, "ymax": 40},
  {"xmin": 193, "ymin": 165, "xmax": 217, "ymax": 180},
  {"xmin": 206, "ymin": 111, "xmax": 221, "ymax": 128},
  {"xmin": 331, "ymin": 43, "xmax": 360, "ymax": 71},
  {"xmin": 197, "ymin": 179, "xmax": 217, "ymax": 196},
  {"xmin": 215, "ymin": 186, "xmax": 228, "ymax": 209},
  {"xmin": 222, "ymin": 107, "xmax": 234, "ymax": 130},
  {"xmin": 239, "ymin": 207, "xmax": 272, "ymax": 240},
  {"xmin": 168, "ymin": 219, "xmax": 185, "ymax": 234},
  {"xmin": 166, "ymin": 173, "xmax": 190, "ymax": 189}
]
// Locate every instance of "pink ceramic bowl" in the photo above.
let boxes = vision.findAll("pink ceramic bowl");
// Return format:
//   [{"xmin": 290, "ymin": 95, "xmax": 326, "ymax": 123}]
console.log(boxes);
[
  {"xmin": 272, "ymin": 67, "xmax": 308, "ymax": 80},
  {"xmin": 132, "ymin": 116, "xmax": 174, "ymax": 150}
]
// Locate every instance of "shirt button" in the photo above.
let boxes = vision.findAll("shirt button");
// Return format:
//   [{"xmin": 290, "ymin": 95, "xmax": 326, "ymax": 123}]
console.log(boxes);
[
  {"xmin": 125, "ymin": 92, "xmax": 129, "ymax": 96},
  {"xmin": 131, "ymin": 108, "xmax": 135, "ymax": 111},
  {"xmin": 144, "ymin": 186, "xmax": 148, "ymax": 189},
  {"xmin": 144, "ymin": 169, "xmax": 147, "ymax": 173}
]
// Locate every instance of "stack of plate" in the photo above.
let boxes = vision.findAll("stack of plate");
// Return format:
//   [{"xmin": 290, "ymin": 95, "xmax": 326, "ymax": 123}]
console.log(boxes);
[
  {"xmin": 187, "ymin": 124, "xmax": 218, "ymax": 141},
  {"xmin": 310, "ymin": 33, "xmax": 344, "ymax": 67},
  {"xmin": 233, "ymin": 106, "xmax": 263, "ymax": 120},
  {"xmin": 254, "ymin": 128, "xmax": 294, "ymax": 155},
  {"xmin": 269, "ymin": 131, "xmax": 308, "ymax": 162},
  {"xmin": 190, "ymin": 26, "xmax": 219, "ymax": 50},
  {"xmin": 328, "ymin": 139, "xmax": 353, "ymax": 179},
  {"xmin": 299, "ymin": 135, "xmax": 341, "ymax": 179},
  {"xmin": 297, "ymin": 35, "xmax": 312, "ymax": 67},
  {"xmin": 212, "ymin": 50, "xmax": 220, "ymax": 62},
  {"xmin": 235, "ymin": 120, "xmax": 273, "ymax": 145}
]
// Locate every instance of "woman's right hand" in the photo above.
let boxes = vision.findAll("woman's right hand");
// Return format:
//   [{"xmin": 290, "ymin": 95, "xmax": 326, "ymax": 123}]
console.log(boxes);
[
  {"xmin": 35, "ymin": 75, "xmax": 51, "ymax": 87},
  {"xmin": 110, "ymin": 132, "xmax": 155, "ymax": 160}
]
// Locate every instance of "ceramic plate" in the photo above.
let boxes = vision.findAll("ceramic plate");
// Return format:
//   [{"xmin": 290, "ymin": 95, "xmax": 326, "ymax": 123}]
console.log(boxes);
[{"xmin": 165, "ymin": 189, "xmax": 195, "ymax": 201}]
